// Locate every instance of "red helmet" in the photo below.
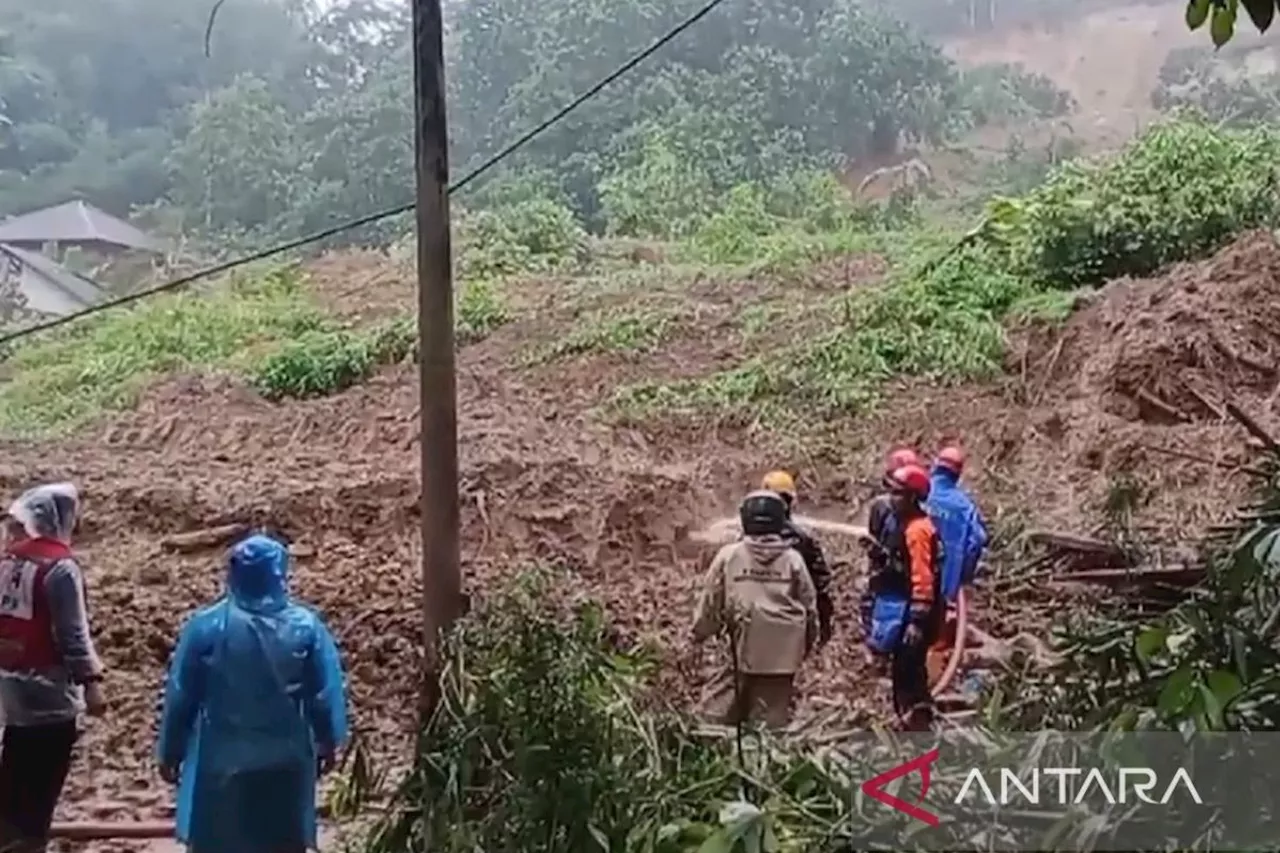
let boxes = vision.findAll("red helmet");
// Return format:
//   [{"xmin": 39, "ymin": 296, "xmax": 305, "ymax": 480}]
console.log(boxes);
[
  {"xmin": 936, "ymin": 446, "xmax": 965, "ymax": 474},
  {"xmin": 884, "ymin": 446, "xmax": 922, "ymax": 476},
  {"xmin": 888, "ymin": 464, "xmax": 930, "ymax": 499}
]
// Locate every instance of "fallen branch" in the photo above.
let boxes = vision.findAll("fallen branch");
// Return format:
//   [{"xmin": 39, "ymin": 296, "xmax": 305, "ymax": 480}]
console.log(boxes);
[
  {"xmin": 1226, "ymin": 400, "xmax": 1280, "ymax": 455},
  {"xmin": 1024, "ymin": 529, "xmax": 1137, "ymax": 571},
  {"xmin": 159, "ymin": 523, "xmax": 249, "ymax": 553},
  {"xmin": 1138, "ymin": 442, "xmax": 1269, "ymax": 478},
  {"xmin": 1024, "ymin": 530, "xmax": 1126, "ymax": 555},
  {"xmin": 50, "ymin": 822, "xmax": 173, "ymax": 841},
  {"xmin": 1052, "ymin": 566, "xmax": 1205, "ymax": 587},
  {"xmin": 688, "ymin": 515, "xmax": 870, "ymax": 547},
  {"xmin": 1180, "ymin": 379, "xmax": 1226, "ymax": 421},
  {"xmin": 1134, "ymin": 387, "xmax": 1188, "ymax": 422},
  {"xmin": 49, "ymin": 799, "xmax": 386, "ymax": 839}
]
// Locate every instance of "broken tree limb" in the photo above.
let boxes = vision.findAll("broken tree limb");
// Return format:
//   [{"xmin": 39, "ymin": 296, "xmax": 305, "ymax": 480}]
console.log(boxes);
[
  {"xmin": 159, "ymin": 523, "xmax": 249, "ymax": 553},
  {"xmin": 688, "ymin": 515, "xmax": 870, "ymax": 547},
  {"xmin": 1052, "ymin": 566, "xmax": 1205, "ymax": 587},
  {"xmin": 1226, "ymin": 400, "xmax": 1280, "ymax": 456},
  {"xmin": 1180, "ymin": 379, "xmax": 1226, "ymax": 421},
  {"xmin": 1025, "ymin": 529, "xmax": 1126, "ymax": 555},
  {"xmin": 50, "ymin": 822, "xmax": 173, "ymax": 840},
  {"xmin": 49, "ymin": 800, "xmax": 384, "ymax": 840},
  {"xmin": 966, "ymin": 627, "xmax": 1061, "ymax": 669},
  {"xmin": 1138, "ymin": 442, "xmax": 1270, "ymax": 478},
  {"xmin": 1134, "ymin": 387, "xmax": 1189, "ymax": 422},
  {"xmin": 1025, "ymin": 529, "xmax": 1138, "ymax": 571}
]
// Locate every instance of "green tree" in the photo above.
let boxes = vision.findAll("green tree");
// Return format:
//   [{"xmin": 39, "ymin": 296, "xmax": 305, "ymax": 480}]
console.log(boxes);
[{"xmin": 167, "ymin": 76, "xmax": 301, "ymax": 239}]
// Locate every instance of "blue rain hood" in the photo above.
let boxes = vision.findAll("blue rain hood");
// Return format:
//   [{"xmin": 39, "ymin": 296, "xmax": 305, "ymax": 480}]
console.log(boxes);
[{"xmin": 227, "ymin": 534, "xmax": 289, "ymax": 613}]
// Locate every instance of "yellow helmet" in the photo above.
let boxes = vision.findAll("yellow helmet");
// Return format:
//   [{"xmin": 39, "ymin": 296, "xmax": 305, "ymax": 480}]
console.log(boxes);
[{"xmin": 761, "ymin": 470, "xmax": 797, "ymax": 500}]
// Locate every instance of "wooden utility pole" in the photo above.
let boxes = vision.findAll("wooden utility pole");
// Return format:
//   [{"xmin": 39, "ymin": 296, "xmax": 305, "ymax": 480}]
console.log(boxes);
[{"xmin": 412, "ymin": 0, "xmax": 461, "ymax": 716}]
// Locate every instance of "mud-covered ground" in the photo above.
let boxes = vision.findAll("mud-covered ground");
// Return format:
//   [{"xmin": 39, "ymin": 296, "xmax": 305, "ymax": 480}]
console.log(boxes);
[{"xmin": 9, "ymin": 231, "xmax": 1279, "ymax": 848}]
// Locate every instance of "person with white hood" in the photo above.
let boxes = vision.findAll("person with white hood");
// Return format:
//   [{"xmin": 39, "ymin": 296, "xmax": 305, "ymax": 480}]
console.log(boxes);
[{"xmin": 0, "ymin": 483, "xmax": 105, "ymax": 853}]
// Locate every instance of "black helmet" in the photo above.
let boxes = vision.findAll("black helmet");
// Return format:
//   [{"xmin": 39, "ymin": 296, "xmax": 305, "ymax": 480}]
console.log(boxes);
[{"xmin": 739, "ymin": 489, "xmax": 788, "ymax": 537}]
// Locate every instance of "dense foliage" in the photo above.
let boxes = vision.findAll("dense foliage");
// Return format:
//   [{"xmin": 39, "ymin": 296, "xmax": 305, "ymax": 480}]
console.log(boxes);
[
  {"xmin": 337, "ymin": 571, "xmax": 858, "ymax": 853},
  {"xmin": 982, "ymin": 117, "xmax": 1280, "ymax": 289},
  {"xmin": 0, "ymin": 0, "xmax": 1072, "ymax": 249},
  {"xmin": 1151, "ymin": 45, "xmax": 1280, "ymax": 125}
]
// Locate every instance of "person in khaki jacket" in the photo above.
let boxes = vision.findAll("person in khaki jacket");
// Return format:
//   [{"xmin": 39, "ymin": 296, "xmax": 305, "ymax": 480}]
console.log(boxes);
[{"xmin": 690, "ymin": 490, "xmax": 818, "ymax": 729}]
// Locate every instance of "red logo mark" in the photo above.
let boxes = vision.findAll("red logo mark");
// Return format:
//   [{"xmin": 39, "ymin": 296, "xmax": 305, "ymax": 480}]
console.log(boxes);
[{"xmin": 860, "ymin": 748, "xmax": 941, "ymax": 827}]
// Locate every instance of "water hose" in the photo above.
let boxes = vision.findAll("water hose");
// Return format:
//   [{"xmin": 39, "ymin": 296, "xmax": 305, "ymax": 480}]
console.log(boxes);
[{"xmin": 931, "ymin": 585, "xmax": 970, "ymax": 698}]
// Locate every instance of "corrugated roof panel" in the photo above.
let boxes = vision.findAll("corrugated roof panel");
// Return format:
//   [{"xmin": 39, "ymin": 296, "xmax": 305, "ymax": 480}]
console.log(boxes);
[{"xmin": 0, "ymin": 200, "xmax": 161, "ymax": 252}]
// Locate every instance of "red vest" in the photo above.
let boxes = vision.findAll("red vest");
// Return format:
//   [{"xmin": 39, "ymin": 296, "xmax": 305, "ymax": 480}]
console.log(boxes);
[{"xmin": 0, "ymin": 538, "xmax": 73, "ymax": 670}]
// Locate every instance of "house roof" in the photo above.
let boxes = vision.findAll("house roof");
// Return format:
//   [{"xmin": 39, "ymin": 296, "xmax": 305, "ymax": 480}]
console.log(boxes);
[
  {"xmin": 0, "ymin": 200, "xmax": 161, "ymax": 253},
  {"xmin": 0, "ymin": 243, "xmax": 108, "ymax": 308}
]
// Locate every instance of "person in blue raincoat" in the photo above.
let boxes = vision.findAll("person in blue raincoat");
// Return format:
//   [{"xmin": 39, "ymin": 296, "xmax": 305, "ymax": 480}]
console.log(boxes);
[
  {"xmin": 156, "ymin": 534, "xmax": 348, "ymax": 853},
  {"xmin": 925, "ymin": 446, "xmax": 988, "ymax": 604}
]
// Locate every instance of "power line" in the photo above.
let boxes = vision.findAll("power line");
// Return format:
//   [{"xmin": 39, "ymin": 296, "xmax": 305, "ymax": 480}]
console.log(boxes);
[{"xmin": 0, "ymin": 0, "xmax": 730, "ymax": 348}]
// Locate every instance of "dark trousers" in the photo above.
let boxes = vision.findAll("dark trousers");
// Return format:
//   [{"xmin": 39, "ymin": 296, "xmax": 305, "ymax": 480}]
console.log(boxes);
[
  {"xmin": 0, "ymin": 721, "xmax": 78, "ymax": 849},
  {"xmin": 891, "ymin": 638, "xmax": 934, "ymax": 729}
]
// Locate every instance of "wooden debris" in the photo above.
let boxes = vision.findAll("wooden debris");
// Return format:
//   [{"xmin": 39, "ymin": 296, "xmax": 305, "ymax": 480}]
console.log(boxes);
[
  {"xmin": 1139, "ymin": 442, "xmax": 1269, "ymax": 478},
  {"xmin": 1134, "ymin": 387, "xmax": 1188, "ymax": 422},
  {"xmin": 966, "ymin": 627, "xmax": 1060, "ymax": 669},
  {"xmin": 1025, "ymin": 529, "xmax": 1126, "ymax": 556},
  {"xmin": 933, "ymin": 692, "xmax": 976, "ymax": 713},
  {"xmin": 1024, "ymin": 528, "xmax": 1138, "ymax": 572},
  {"xmin": 1227, "ymin": 400, "xmax": 1280, "ymax": 455},
  {"xmin": 48, "ymin": 797, "xmax": 380, "ymax": 840},
  {"xmin": 50, "ymin": 821, "xmax": 173, "ymax": 840},
  {"xmin": 1053, "ymin": 566, "xmax": 1205, "ymax": 587},
  {"xmin": 159, "ymin": 523, "xmax": 249, "ymax": 553}
]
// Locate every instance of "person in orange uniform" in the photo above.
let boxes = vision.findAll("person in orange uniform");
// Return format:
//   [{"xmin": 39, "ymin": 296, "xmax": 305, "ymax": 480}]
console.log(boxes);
[
  {"xmin": 884, "ymin": 463, "xmax": 943, "ymax": 730},
  {"xmin": 860, "ymin": 446, "xmax": 924, "ymax": 664}
]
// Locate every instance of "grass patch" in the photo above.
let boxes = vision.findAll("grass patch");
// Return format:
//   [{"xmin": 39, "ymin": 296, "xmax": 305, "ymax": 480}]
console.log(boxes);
[
  {"xmin": 456, "ymin": 279, "xmax": 510, "ymax": 344},
  {"xmin": 252, "ymin": 317, "xmax": 415, "ymax": 400},
  {"xmin": 604, "ymin": 243, "xmax": 1042, "ymax": 423},
  {"xmin": 532, "ymin": 309, "xmax": 675, "ymax": 363},
  {"xmin": 0, "ymin": 266, "xmax": 329, "ymax": 435},
  {"xmin": 675, "ymin": 174, "xmax": 912, "ymax": 276},
  {"xmin": 0, "ymin": 267, "xmax": 517, "ymax": 435}
]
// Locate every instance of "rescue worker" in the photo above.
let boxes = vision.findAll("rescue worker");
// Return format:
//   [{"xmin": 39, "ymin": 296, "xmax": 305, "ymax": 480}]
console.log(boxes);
[
  {"xmin": 860, "ymin": 446, "xmax": 923, "ymax": 656},
  {"xmin": 760, "ymin": 470, "xmax": 833, "ymax": 646},
  {"xmin": 0, "ymin": 483, "xmax": 105, "ymax": 853},
  {"xmin": 157, "ymin": 534, "xmax": 349, "ymax": 853},
  {"xmin": 927, "ymin": 446, "xmax": 988, "ymax": 604},
  {"xmin": 691, "ymin": 490, "xmax": 818, "ymax": 729},
  {"xmin": 884, "ymin": 464, "xmax": 943, "ymax": 730}
]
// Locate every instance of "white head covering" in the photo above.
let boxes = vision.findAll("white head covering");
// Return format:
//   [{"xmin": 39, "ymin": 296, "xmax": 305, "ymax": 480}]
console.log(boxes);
[{"xmin": 8, "ymin": 482, "xmax": 80, "ymax": 543}]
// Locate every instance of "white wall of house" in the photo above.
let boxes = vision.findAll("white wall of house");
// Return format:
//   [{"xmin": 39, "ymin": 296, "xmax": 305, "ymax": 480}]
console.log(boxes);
[{"xmin": 16, "ymin": 267, "xmax": 86, "ymax": 316}]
